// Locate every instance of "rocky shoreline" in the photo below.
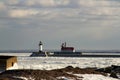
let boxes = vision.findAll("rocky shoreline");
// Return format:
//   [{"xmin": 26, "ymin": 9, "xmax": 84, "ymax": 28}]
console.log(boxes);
[{"xmin": 0, "ymin": 65, "xmax": 119, "ymax": 80}]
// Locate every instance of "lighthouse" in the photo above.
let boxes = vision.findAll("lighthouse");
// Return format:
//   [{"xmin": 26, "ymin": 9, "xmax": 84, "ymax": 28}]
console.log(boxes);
[{"xmin": 39, "ymin": 41, "xmax": 43, "ymax": 52}]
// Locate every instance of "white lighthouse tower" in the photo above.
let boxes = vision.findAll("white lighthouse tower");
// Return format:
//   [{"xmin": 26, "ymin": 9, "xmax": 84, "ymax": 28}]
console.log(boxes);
[{"xmin": 39, "ymin": 41, "xmax": 43, "ymax": 52}]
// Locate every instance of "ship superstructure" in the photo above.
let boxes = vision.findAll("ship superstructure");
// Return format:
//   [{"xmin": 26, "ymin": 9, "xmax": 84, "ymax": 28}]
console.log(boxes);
[{"xmin": 61, "ymin": 42, "xmax": 75, "ymax": 52}]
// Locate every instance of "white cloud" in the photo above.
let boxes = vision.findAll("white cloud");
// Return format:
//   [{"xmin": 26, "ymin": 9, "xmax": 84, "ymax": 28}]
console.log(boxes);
[
  {"xmin": 0, "ymin": 2, "xmax": 6, "ymax": 10},
  {"xmin": 96, "ymin": 7, "xmax": 119, "ymax": 16},
  {"xmin": 78, "ymin": 0, "xmax": 120, "ymax": 16},
  {"xmin": 25, "ymin": 0, "xmax": 55, "ymax": 7},
  {"xmin": 52, "ymin": 0, "xmax": 70, "ymax": 6},
  {"xmin": 7, "ymin": 0, "xmax": 19, "ymax": 5},
  {"xmin": 39, "ymin": 0, "xmax": 55, "ymax": 7},
  {"xmin": 25, "ymin": 0, "xmax": 70, "ymax": 7},
  {"xmin": 5, "ymin": 0, "xmax": 120, "ymax": 19},
  {"xmin": 25, "ymin": 0, "xmax": 36, "ymax": 6},
  {"xmin": 78, "ymin": 0, "xmax": 110, "ymax": 7},
  {"xmin": 38, "ymin": 9, "xmax": 80, "ymax": 19},
  {"xmin": 8, "ymin": 8, "xmax": 80, "ymax": 19},
  {"xmin": 9, "ymin": 9, "xmax": 39, "ymax": 18}
]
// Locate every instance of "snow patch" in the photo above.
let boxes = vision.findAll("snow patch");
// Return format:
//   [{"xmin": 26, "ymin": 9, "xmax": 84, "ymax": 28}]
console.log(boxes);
[
  {"xmin": 13, "ymin": 76, "xmax": 35, "ymax": 80},
  {"xmin": 74, "ymin": 74, "xmax": 119, "ymax": 80},
  {"xmin": 57, "ymin": 76, "xmax": 69, "ymax": 80}
]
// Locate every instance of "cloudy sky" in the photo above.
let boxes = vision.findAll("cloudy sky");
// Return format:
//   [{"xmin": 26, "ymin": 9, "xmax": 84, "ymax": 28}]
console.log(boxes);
[{"xmin": 0, "ymin": 0, "xmax": 120, "ymax": 50}]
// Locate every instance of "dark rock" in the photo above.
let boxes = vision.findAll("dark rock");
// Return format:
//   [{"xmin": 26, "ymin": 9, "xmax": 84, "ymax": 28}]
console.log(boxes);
[
  {"xmin": 96, "ymin": 65, "xmax": 120, "ymax": 79},
  {"xmin": 0, "ymin": 66, "xmax": 107, "ymax": 80}
]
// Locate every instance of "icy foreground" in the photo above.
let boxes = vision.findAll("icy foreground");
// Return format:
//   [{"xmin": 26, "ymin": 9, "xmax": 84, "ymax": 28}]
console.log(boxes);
[
  {"xmin": 14, "ymin": 57, "xmax": 120, "ymax": 80},
  {"xmin": 17, "ymin": 57, "xmax": 120, "ymax": 70},
  {"xmin": 0, "ymin": 52, "xmax": 120, "ymax": 80}
]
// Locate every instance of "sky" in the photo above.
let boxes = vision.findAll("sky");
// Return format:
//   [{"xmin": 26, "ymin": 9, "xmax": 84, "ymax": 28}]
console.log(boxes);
[{"xmin": 0, "ymin": 0, "xmax": 120, "ymax": 50}]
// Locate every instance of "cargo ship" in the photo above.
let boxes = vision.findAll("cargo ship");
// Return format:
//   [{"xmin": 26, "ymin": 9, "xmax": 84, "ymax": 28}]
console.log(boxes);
[{"xmin": 30, "ymin": 41, "xmax": 120, "ymax": 57}]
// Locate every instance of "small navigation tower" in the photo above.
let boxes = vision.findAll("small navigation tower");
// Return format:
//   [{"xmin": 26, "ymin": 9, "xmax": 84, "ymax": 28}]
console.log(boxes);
[{"xmin": 39, "ymin": 41, "xmax": 43, "ymax": 52}]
